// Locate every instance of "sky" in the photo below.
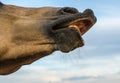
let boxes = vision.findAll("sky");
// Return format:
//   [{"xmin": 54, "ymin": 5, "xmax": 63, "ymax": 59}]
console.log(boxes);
[{"xmin": 0, "ymin": 0, "xmax": 120, "ymax": 83}]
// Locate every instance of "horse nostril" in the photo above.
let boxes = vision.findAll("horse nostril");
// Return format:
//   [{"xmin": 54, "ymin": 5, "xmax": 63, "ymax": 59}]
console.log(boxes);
[{"xmin": 59, "ymin": 7, "xmax": 79, "ymax": 14}]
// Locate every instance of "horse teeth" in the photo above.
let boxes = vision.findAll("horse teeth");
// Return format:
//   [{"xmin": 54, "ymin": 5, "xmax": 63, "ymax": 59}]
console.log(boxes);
[{"xmin": 69, "ymin": 25, "xmax": 79, "ymax": 30}]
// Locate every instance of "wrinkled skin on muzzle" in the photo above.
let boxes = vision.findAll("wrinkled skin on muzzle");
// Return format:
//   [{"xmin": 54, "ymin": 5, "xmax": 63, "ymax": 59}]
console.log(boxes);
[{"xmin": 0, "ymin": 2, "xmax": 97, "ymax": 75}]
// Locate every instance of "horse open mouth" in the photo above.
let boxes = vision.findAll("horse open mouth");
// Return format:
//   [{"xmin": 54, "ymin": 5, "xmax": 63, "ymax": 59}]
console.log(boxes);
[
  {"xmin": 52, "ymin": 9, "xmax": 96, "ymax": 36},
  {"xmin": 68, "ymin": 17, "xmax": 95, "ymax": 35}
]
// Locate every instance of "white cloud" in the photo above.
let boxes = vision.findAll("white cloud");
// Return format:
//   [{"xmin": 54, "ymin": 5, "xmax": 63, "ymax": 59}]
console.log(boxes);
[
  {"xmin": 1, "ymin": 55, "xmax": 120, "ymax": 83},
  {"xmin": 1, "ymin": 64, "xmax": 120, "ymax": 83},
  {"xmin": 61, "ymin": 75, "xmax": 120, "ymax": 83}
]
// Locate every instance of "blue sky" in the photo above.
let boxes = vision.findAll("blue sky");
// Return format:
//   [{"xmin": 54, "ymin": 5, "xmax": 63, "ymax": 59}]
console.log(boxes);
[{"xmin": 0, "ymin": 0, "xmax": 120, "ymax": 83}]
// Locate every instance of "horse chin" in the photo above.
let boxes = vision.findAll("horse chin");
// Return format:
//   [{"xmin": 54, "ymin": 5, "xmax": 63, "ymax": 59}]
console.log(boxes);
[{"xmin": 54, "ymin": 28, "xmax": 84, "ymax": 53}]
